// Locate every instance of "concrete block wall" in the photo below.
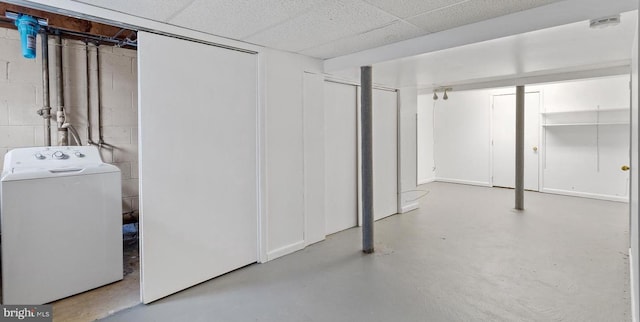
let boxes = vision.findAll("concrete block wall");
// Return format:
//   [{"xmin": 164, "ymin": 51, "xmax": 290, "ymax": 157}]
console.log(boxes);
[{"xmin": 0, "ymin": 27, "xmax": 138, "ymax": 213}]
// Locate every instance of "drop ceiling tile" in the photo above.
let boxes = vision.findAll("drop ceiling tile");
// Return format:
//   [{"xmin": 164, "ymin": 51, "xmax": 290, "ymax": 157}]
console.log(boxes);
[
  {"xmin": 245, "ymin": 0, "xmax": 397, "ymax": 53},
  {"xmin": 168, "ymin": 0, "xmax": 323, "ymax": 40},
  {"xmin": 363, "ymin": 0, "xmax": 468, "ymax": 19},
  {"xmin": 72, "ymin": 0, "xmax": 193, "ymax": 21},
  {"xmin": 301, "ymin": 21, "xmax": 424, "ymax": 59},
  {"xmin": 407, "ymin": 0, "xmax": 563, "ymax": 33}
]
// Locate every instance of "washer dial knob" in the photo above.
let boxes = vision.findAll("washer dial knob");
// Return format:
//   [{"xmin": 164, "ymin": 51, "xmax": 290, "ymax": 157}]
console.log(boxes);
[{"xmin": 52, "ymin": 151, "xmax": 67, "ymax": 160}]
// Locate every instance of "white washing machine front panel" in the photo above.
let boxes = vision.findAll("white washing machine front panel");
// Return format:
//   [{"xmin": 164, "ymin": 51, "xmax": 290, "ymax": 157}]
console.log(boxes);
[{"xmin": 1, "ymin": 146, "xmax": 123, "ymax": 304}]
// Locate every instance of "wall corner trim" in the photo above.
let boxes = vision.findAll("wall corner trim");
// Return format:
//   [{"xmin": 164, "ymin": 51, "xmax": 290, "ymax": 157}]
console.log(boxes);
[
  {"xmin": 434, "ymin": 178, "xmax": 492, "ymax": 187},
  {"xmin": 541, "ymin": 188, "xmax": 628, "ymax": 203},
  {"xmin": 401, "ymin": 202, "xmax": 419, "ymax": 213},
  {"xmin": 632, "ymin": 248, "xmax": 638, "ymax": 322},
  {"xmin": 266, "ymin": 240, "xmax": 305, "ymax": 262}
]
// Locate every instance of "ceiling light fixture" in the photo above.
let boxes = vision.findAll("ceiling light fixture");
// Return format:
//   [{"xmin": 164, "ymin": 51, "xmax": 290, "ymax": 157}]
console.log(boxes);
[
  {"xmin": 443, "ymin": 89, "xmax": 449, "ymax": 100},
  {"xmin": 589, "ymin": 15, "xmax": 621, "ymax": 29},
  {"xmin": 433, "ymin": 92, "xmax": 438, "ymax": 100}
]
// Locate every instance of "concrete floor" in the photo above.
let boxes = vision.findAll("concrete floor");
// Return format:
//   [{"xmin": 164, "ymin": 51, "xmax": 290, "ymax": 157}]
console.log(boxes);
[{"xmin": 100, "ymin": 182, "xmax": 630, "ymax": 322}]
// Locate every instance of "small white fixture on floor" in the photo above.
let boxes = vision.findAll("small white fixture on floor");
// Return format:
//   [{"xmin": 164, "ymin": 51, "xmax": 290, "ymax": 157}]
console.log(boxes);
[{"xmin": 0, "ymin": 146, "xmax": 123, "ymax": 304}]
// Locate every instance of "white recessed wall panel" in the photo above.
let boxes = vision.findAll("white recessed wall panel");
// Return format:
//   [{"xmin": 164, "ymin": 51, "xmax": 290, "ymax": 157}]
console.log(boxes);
[
  {"xmin": 324, "ymin": 82, "xmax": 358, "ymax": 235},
  {"xmin": 373, "ymin": 89, "xmax": 398, "ymax": 220},
  {"xmin": 417, "ymin": 94, "xmax": 435, "ymax": 184},
  {"xmin": 138, "ymin": 32, "xmax": 258, "ymax": 303},
  {"xmin": 303, "ymin": 72, "xmax": 326, "ymax": 246},
  {"xmin": 433, "ymin": 90, "xmax": 492, "ymax": 185},
  {"xmin": 398, "ymin": 87, "xmax": 420, "ymax": 212}
]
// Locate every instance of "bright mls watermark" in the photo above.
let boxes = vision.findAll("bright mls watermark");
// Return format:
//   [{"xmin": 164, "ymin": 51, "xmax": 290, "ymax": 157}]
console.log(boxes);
[{"xmin": 0, "ymin": 306, "xmax": 52, "ymax": 322}]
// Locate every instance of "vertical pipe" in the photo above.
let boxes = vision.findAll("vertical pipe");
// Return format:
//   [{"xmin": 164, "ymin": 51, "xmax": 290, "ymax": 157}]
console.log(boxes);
[
  {"xmin": 40, "ymin": 31, "xmax": 51, "ymax": 146},
  {"xmin": 85, "ymin": 41, "xmax": 93, "ymax": 145},
  {"xmin": 96, "ymin": 44, "xmax": 104, "ymax": 145},
  {"xmin": 515, "ymin": 85, "xmax": 525, "ymax": 210},
  {"xmin": 55, "ymin": 33, "xmax": 67, "ymax": 146},
  {"xmin": 361, "ymin": 66, "xmax": 374, "ymax": 253}
]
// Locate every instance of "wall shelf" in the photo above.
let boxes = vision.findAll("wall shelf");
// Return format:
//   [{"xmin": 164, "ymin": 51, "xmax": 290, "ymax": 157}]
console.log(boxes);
[
  {"xmin": 542, "ymin": 122, "xmax": 629, "ymax": 127},
  {"xmin": 540, "ymin": 107, "xmax": 629, "ymax": 115},
  {"xmin": 541, "ymin": 107, "xmax": 629, "ymax": 127}
]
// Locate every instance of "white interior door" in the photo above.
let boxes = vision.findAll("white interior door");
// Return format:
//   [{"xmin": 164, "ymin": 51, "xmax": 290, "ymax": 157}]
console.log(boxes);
[
  {"xmin": 138, "ymin": 32, "xmax": 258, "ymax": 304},
  {"xmin": 373, "ymin": 89, "xmax": 398, "ymax": 220},
  {"xmin": 492, "ymin": 92, "xmax": 540, "ymax": 191},
  {"xmin": 324, "ymin": 82, "xmax": 358, "ymax": 235}
]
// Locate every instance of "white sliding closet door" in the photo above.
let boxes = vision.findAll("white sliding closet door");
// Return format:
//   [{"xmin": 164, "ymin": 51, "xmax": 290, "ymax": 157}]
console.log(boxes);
[
  {"xmin": 373, "ymin": 89, "xmax": 398, "ymax": 220},
  {"xmin": 324, "ymin": 82, "xmax": 358, "ymax": 235},
  {"xmin": 138, "ymin": 32, "xmax": 258, "ymax": 303}
]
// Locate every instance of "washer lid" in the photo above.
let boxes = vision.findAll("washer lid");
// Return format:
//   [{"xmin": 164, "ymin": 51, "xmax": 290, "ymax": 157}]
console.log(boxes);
[{"xmin": 1, "ymin": 146, "xmax": 120, "ymax": 181}]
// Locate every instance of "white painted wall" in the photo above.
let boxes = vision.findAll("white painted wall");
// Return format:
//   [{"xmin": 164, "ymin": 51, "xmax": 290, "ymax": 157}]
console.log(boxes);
[
  {"xmin": 431, "ymin": 90, "xmax": 492, "ymax": 186},
  {"xmin": 303, "ymin": 72, "xmax": 325, "ymax": 246},
  {"xmin": 137, "ymin": 32, "xmax": 258, "ymax": 303},
  {"xmin": 399, "ymin": 87, "xmax": 421, "ymax": 212},
  {"xmin": 541, "ymin": 76, "xmax": 630, "ymax": 201},
  {"xmin": 630, "ymin": 13, "xmax": 639, "ymax": 321},
  {"xmin": 0, "ymin": 28, "xmax": 139, "ymax": 213},
  {"xmin": 416, "ymin": 93, "xmax": 435, "ymax": 184},
  {"xmin": 417, "ymin": 75, "xmax": 631, "ymax": 201},
  {"xmin": 263, "ymin": 48, "xmax": 323, "ymax": 260}
]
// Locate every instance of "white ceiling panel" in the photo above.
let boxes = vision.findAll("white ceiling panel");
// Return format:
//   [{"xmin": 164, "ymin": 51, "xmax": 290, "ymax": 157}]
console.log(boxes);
[
  {"xmin": 245, "ymin": 0, "xmax": 396, "ymax": 53},
  {"xmin": 407, "ymin": 0, "xmax": 563, "ymax": 33},
  {"xmin": 356, "ymin": 11, "xmax": 636, "ymax": 89},
  {"xmin": 72, "ymin": 0, "xmax": 193, "ymax": 21},
  {"xmin": 300, "ymin": 20, "xmax": 423, "ymax": 59},
  {"xmin": 363, "ymin": 0, "xmax": 468, "ymax": 19},
  {"xmin": 168, "ymin": 0, "xmax": 323, "ymax": 40}
]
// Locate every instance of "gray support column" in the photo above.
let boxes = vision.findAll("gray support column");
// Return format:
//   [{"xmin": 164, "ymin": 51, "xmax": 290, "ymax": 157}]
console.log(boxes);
[
  {"xmin": 361, "ymin": 66, "xmax": 374, "ymax": 253},
  {"xmin": 515, "ymin": 85, "xmax": 525, "ymax": 210}
]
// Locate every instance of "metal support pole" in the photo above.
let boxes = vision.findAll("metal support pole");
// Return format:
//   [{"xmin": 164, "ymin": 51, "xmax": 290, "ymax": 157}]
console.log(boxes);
[
  {"xmin": 515, "ymin": 85, "xmax": 525, "ymax": 210},
  {"xmin": 361, "ymin": 66, "xmax": 374, "ymax": 253},
  {"xmin": 40, "ymin": 31, "xmax": 51, "ymax": 146}
]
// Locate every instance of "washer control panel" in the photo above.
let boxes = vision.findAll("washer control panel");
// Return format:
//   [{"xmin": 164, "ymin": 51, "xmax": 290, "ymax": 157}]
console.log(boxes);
[
  {"xmin": 3, "ymin": 146, "xmax": 104, "ymax": 173},
  {"xmin": 31, "ymin": 148, "xmax": 90, "ymax": 161}
]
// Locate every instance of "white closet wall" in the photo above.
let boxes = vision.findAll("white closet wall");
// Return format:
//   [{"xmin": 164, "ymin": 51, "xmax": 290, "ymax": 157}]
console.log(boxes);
[{"xmin": 138, "ymin": 32, "xmax": 258, "ymax": 303}]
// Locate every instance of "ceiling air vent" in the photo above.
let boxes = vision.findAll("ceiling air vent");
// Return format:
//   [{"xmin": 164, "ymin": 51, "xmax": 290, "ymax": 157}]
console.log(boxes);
[{"xmin": 589, "ymin": 15, "xmax": 621, "ymax": 29}]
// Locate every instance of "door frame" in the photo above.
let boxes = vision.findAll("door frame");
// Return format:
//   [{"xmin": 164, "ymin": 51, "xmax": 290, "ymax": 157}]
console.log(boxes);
[
  {"xmin": 323, "ymin": 77, "xmax": 400, "ymax": 228},
  {"xmin": 489, "ymin": 89, "xmax": 543, "ymax": 191}
]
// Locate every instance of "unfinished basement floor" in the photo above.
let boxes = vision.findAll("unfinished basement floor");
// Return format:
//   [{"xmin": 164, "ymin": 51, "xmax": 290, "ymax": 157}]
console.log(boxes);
[{"xmin": 100, "ymin": 182, "xmax": 630, "ymax": 321}]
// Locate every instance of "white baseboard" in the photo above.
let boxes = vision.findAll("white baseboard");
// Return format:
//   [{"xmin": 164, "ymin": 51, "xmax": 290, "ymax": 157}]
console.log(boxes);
[
  {"xmin": 266, "ymin": 240, "xmax": 305, "ymax": 261},
  {"xmin": 632, "ymin": 249, "xmax": 638, "ymax": 322},
  {"xmin": 417, "ymin": 178, "xmax": 436, "ymax": 185},
  {"xmin": 541, "ymin": 188, "xmax": 628, "ymax": 203},
  {"xmin": 401, "ymin": 202, "xmax": 419, "ymax": 213},
  {"xmin": 434, "ymin": 178, "xmax": 491, "ymax": 187}
]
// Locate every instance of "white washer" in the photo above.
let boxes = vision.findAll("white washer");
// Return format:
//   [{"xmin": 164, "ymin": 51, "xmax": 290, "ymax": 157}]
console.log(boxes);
[{"xmin": 1, "ymin": 146, "xmax": 123, "ymax": 304}]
